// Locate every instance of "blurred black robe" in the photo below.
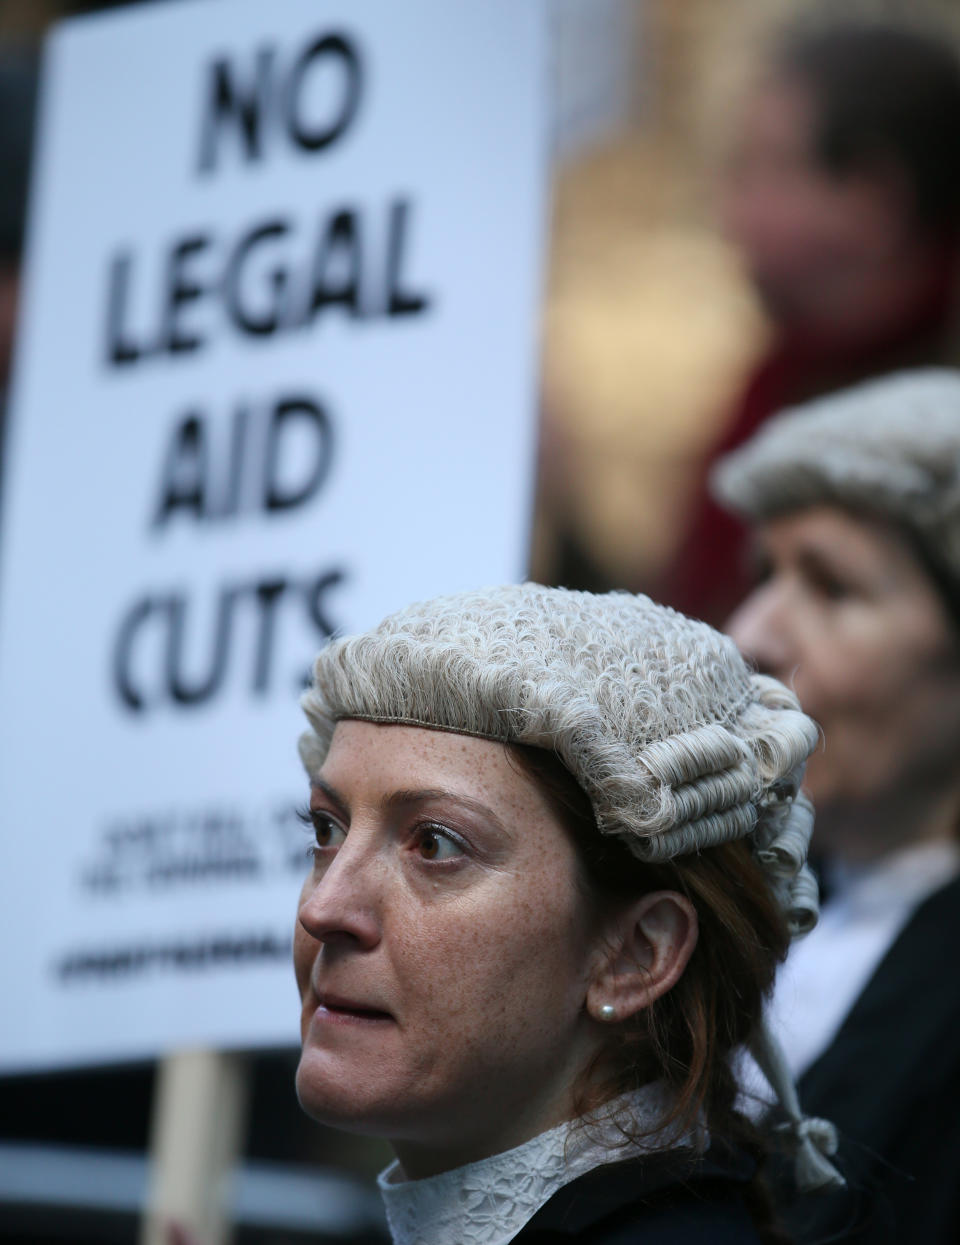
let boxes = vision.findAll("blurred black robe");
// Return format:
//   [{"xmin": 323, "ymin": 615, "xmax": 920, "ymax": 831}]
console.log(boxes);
[{"xmin": 780, "ymin": 873, "xmax": 960, "ymax": 1244}]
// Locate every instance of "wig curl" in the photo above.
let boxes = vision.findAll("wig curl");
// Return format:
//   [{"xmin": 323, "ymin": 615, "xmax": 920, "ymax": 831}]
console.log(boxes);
[{"xmin": 712, "ymin": 368, "xmax": 960, "ymax": 582}]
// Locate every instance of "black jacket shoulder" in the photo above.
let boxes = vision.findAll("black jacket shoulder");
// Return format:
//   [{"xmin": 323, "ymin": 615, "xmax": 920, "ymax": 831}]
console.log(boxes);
[
  {"xmin": 784, "ymin": 874, "xmax": 960, "ymax": 1244},
  {"xmin": 512, "ymin": 1146, "xmax": 765, "ymax": 1244}
]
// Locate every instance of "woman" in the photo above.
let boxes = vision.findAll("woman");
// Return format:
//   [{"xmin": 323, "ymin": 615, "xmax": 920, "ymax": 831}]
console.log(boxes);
[
  {"xmin": 713, "ymin": 369, "xmax": 960, "ymax": 1242},
  {"xmin": 294, "ymin": 583, "xmax": 841, "ymax": 1244}
]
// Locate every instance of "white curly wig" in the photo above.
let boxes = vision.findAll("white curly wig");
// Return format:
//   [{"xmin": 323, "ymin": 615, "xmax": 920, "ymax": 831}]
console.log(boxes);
[
  {"xmin": 300, "ymin": 582, "xmax": 820, "ymax": 938},
  {"xmin": 712, "ymin": 368, "xmax": 960, "ymax": 581},
  {"xmin": 298, "ymin": 582, "xmax": 842, "ymax": 1191}
]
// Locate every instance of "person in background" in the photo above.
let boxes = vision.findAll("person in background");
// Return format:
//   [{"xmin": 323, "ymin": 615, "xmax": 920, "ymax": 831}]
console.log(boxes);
[
  {"xmin": 293, "ymin": 583, "xmax": 842, "ymax": 1244},
  {"xmin": 660, "ymin": 16, "xmax": 960, "ymax": 626},
  {"xmin": 713, "ymin": 369, "xmax": 960, "ymax": 1243}
]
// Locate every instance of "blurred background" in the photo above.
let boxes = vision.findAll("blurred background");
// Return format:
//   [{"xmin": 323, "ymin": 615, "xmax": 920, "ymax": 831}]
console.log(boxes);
[{"xmin": 3, "ymin": 0, "xmax": 960, "ymax": 1241}]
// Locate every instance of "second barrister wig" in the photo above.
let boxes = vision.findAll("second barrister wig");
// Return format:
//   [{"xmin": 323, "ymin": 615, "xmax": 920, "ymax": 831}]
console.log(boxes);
[{"xmin": 712, "ymin": 367, "xmax": 960, "ymax": 581}]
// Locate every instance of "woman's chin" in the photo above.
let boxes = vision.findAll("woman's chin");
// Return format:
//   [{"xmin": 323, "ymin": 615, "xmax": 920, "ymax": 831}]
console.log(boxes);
[
  {"xmin": 295, "ymin": 1049, "xmax": 392, "ymax": 1133},
  {"xmin": 296, "ymin": 1051, "xmax": 353, "ymax": 1122}
]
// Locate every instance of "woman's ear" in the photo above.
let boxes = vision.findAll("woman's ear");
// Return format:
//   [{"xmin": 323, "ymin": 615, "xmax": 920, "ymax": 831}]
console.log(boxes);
[{"xmin": 585, "ymin": 891, "xmax": 698, "ymax": 1024}]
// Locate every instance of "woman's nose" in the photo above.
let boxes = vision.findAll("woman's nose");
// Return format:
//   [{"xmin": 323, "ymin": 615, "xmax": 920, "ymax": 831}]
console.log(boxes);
[
  {"xmin": 726, "ymin": 582, "xmax": 795, "ymax": 681},
  {"xmin": 298, "ymin": 841, "xmax": 382, "ymax": 951}
]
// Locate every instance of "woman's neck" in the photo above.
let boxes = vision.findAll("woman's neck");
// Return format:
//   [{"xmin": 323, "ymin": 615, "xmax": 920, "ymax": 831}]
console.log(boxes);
[
  {"xmin": 386, "ymin": 1082, "xmax": 685, "ymax": 1181},
  {"xmin": 390, "ymin": 1095, "xmax": 579, "ymax": 1182}
]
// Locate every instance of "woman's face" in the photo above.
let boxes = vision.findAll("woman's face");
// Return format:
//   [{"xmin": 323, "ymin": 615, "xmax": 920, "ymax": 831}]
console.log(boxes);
[
  {"xmin": 293, "ymin": 721, "xmax": 603, "ymax": 1173},
  {"xmin": 728, "ymin": 505, "xmax": 960, "ymax": 856}
]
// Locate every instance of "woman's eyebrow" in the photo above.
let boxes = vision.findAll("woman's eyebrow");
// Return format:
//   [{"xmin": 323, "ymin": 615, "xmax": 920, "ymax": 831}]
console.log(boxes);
[
  {"xmin": 796, "ymin": 544, "xmax": 864, "ymax": 584},
  {"xmin": 310, "ymin": 778, "xmax": 349, "ymax": 817},
  {"xmin": 384, "ymin": 788, "xmax": 509, "ymax": 835},
  {"xmin": 795, "ymin": 546, "xmax": 830, "ymax": 573}
]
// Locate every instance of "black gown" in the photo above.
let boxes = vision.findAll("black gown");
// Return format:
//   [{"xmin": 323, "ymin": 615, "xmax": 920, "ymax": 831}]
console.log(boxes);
[
  {"xmin": 780, "ymin": 874, "xmax": 960, "ymax": 1244},
  {"xmin": 512, "ymin": 1145, "xmax": 765, "ymax": 1243}
]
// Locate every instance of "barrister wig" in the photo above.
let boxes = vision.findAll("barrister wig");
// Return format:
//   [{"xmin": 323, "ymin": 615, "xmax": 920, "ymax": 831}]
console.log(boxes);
[
  {"xmin": 299, "ymin": 582, "xmax": 842, "ymax": 1191},
  {"xmin": 301, "ymin": 584, "xmax": 820, "ymax": 934},
  {"xmin": 712, "ymin": 368, "xmax": 960, "ymax": 588}
]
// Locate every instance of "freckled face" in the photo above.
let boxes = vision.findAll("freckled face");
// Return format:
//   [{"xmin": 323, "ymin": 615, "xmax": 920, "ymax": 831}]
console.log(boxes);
[{"xmin": 293, "ymin": 722, "xmax": 602, "ymax": 1165}]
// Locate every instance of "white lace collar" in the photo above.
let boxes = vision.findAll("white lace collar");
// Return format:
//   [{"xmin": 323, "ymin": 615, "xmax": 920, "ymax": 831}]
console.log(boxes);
[{"xmin": 377, "ymin": 1085, "xmax": 695, "ymax": 1245}]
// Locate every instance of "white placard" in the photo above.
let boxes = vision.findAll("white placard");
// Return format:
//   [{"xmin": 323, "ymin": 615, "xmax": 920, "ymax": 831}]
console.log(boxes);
[{"xmin": 0, "ymin": 0, "xmax": 546, "ymax": 1070}]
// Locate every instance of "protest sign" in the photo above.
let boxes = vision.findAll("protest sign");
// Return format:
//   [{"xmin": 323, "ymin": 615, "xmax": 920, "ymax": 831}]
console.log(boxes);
[{"xmin": 0, "ymin": 0, "xmax": 545, "ymax": 1069}]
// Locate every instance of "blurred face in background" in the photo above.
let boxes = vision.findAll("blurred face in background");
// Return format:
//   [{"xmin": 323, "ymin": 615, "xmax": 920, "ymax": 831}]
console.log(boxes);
[
  {"xmin": 719, "ymin": 73, "xmax": 914, "ymax": 332},
  {"xmin": 727, "ymin": 505, "xmax": 960, "ymax": 860}
]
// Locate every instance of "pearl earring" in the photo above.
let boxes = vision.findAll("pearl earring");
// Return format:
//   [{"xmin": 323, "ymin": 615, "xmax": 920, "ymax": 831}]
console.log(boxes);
[{"xmin": 599, "ymin": 1004, "xmax": 617, "ymax": 1021}]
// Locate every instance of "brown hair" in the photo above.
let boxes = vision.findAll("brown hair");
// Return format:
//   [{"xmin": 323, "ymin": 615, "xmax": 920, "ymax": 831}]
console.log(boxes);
[{"xmin": 509, "ymin": 743, "xmax": 793, "ymax": 1244}]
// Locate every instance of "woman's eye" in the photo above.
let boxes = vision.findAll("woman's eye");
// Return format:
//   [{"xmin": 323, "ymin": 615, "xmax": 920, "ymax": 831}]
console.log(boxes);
[
  {"xmin": 746, "ymin": 550, "xmax": 773, "ymax": 589},
  {"xmin": 311, "ymin": 812, "xmax": 347, "ymax": 850},
  {"xmin": 809, "ymin": 568, "xmax": 850, "ymax": 601},
  {"xmin": 415, "ymin": 825, "xmax": 466, "ymax": 862}
]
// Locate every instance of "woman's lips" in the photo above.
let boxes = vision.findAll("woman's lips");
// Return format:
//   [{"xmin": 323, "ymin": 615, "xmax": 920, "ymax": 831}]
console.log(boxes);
[{"xmin": 313, "ymin": 993, "xmax": 393, "ymax": 1024}]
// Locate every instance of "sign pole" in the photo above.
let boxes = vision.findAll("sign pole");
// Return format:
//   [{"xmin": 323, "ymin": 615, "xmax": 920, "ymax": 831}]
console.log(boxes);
[{"xmin": 140, "ymin": 1049, "xmax": 250, "ymax": 1245}]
